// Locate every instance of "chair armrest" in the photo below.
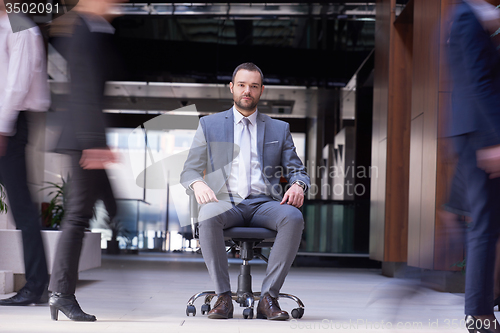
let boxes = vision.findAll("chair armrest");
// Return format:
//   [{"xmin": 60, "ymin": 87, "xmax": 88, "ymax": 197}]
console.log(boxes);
[{"xmin": 186, "ymin": 188, "xmax": 200, "ymax": 239}]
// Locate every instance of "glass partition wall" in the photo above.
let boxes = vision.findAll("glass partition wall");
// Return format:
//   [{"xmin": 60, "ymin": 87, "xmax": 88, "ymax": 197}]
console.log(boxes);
[{"xmin": 89, "ymin": 127, "xmax": 198, "ymax": 252}]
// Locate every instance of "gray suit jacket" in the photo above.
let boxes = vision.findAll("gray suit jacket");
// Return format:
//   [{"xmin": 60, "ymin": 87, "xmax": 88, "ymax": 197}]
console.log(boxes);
[{"xmin": 180, "ymin": 108, "xmax": 310, "ymax": 201}]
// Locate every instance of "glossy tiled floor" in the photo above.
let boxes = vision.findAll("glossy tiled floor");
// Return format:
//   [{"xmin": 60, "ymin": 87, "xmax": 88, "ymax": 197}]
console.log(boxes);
[{"xmin": 0, "ymin": 253, "xmax": 469, "ymax": 332}]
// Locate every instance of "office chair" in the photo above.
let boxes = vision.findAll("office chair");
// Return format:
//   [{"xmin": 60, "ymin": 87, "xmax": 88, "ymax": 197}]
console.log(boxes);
[{"xmin": 185, "ymin": 190, "xmax": 305, "ymax": 319}]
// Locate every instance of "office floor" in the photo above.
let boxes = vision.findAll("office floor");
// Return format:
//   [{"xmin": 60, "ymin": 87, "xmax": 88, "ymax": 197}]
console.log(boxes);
[{"xmin": 0, "ymin": 253, "xmax": 469, "ymax": 332}]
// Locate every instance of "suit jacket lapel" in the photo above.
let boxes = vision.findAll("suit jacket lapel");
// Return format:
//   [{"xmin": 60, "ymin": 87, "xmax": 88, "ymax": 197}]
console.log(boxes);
[{"xmin": 257, "ymin": 112, "xmax": 265, "ymax": 169}]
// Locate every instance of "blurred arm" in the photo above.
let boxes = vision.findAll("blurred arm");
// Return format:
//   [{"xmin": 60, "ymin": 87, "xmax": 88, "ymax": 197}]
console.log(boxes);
[
  {"xmin": 457, "ymin": 9, "xmax": 500, "ymax": 137},
  {"xmin": 69, "ymin": 22, "xmax": 108, "ymax": 151},
  {"xmin": 0, "ymin": 29, "xmax": 43, "ymax": 136}
]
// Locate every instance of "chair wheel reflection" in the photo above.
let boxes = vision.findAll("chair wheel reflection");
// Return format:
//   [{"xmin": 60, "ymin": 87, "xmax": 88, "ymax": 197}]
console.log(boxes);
[
  {"xmin": 186, "ymin": 305, "xmax": 196, "ymax": 316},
  {"xmin": 291, "ymin": 307, "xmax": 305, "ymax": 319},
  {"xmin": 243, "ymin": 308, "xmax": 254, "ymax": 319}
]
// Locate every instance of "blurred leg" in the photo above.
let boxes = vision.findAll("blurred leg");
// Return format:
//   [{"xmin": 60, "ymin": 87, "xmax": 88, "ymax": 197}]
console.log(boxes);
[
  {"xmin": 0, "ymin": 112, "xmax": 48, "ymax": 294},
  {"xmin": 458, "ymin": 135, "xmax": 500, "ymax": 316},
  {"xmin": 49, "ymin": 152, "xmax": 101, "ymax": 295},
  {"xmin": 98, "ymin": 170, "xmax": 117, "ymax": 220},
  {"xmin": 494, "ymin": 238, "xmax": 500, "ymax": 301}
]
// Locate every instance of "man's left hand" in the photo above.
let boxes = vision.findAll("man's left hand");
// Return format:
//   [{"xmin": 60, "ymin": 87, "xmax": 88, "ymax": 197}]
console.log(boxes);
[{"xmin": 280, "ymin": 183, "xmax": 304, "ymax": 208}]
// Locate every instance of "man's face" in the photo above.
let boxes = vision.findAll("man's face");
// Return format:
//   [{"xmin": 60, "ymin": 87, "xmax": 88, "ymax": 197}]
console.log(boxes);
[
  {"xmin": 230, "ymin": 69, "xmax": 264, "ymax": 112},
  {"xmin": 0, "ymin": 0, "xmax": 5, "ymax": 12}
]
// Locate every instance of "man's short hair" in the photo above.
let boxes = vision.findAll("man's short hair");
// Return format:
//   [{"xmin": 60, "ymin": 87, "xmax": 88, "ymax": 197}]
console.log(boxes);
[{"xmin": 232, "ymin": 62, "xmax": 264, "ymax": 85}]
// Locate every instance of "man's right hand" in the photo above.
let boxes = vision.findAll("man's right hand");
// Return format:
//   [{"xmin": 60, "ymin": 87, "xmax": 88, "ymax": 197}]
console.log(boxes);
[
  {"xmin": 477, "ymin": 144, "xmax": 500, "ymax": 178},
  {"xmin": 192, "ymin": 181, "xmax": 218, "ymax": 205},
  {"xmin": 80, "ymin": 148, "xmax": 118, "ymax": 170}
]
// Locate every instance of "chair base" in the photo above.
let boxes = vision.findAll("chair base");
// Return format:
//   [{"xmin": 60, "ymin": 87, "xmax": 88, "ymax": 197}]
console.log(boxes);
[
  {"xmin": 185, "ymin": 231, "xmax": 304, "ymax": 319},
  {"xmin": 186, "ymin": 291, "xmax": 304, "ymax": 319}
]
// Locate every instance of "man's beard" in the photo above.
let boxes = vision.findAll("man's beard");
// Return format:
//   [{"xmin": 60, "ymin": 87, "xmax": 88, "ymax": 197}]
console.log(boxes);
[{"xmin": 235, "ymin": 95, "xmax": 259, "ymax": 111}]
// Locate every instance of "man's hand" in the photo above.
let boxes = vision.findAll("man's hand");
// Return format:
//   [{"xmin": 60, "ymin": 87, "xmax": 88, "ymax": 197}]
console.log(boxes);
[
  {"xmin": 192, "ymin": 181, "xmax": 218, "ymax": 205},
  {"xmin": 280, "ymin": 183, "xmax": 304, "ymax": 208},
  {"xmin": 80, "ymin": 148, "xmax": 118, "ymax": 170},
  {"xmin": 477, "ymin": 144, "xmax": 500, "ymax": 178},
  {"xmin": 0, "ymin": 135, "xmax": 7, "ymax": 157}
]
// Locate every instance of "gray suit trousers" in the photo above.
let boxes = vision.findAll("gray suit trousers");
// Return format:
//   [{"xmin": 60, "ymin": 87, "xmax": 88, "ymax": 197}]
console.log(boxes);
[{"xmin": 198, "ymin": 194, "xmax": 304, "ymax": 297}]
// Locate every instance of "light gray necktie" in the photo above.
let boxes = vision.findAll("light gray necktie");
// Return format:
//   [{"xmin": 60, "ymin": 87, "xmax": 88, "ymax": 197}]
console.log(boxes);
[{"xmin": 238, "ymin": 117, "xmax": 251, "ymax": 199}]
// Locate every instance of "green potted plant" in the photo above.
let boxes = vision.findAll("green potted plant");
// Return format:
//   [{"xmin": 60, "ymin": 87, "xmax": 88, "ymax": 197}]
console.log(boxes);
[
  {"xmin": 0, "ymin": 182, "xmax": 8, "ymax": 214},
  {"xmin": 40, "ymin": 176, "xmax": 69, "ymax": 229}
]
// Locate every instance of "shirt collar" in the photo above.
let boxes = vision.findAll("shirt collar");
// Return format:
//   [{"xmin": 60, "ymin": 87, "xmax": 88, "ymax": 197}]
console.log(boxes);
[{"xmin": 233, "ymin": 107, "xmax": 258, "ymax": 126}]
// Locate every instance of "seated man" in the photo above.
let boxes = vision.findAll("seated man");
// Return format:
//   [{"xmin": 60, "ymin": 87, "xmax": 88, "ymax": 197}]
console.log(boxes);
[{"xmin": 180, "ymin": 62, "xmax": 310, "ymax": 320}]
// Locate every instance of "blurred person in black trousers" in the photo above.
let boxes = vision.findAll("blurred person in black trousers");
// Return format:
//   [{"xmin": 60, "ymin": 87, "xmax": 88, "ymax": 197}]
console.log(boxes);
[
  {"xmin": 47, "ymin": 0, "xmax": 121, "ymax": 322},
  {"xmin": 448, "ymin": 0, "xmax": 500, "ymax": 331},
  {"xmin": 0, "ymin": 1, "xmax": 50, "ymax": 306}
]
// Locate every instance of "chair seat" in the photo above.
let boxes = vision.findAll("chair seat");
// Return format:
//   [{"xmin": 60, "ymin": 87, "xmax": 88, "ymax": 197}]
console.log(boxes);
[{"xmin": 223, "ymin": 227, "xmax": 277, "ymax": 240}]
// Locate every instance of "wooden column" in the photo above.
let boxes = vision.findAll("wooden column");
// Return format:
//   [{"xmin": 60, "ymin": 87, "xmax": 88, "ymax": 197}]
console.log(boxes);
[
  {"xmin": 407, "ymin": 0, "xmax": 442, "ymax": 269},
  {"xmin": 370, "ymin": 0, "xmax": 412, "ymax": 264},
  {"xmin": 433, "ymin": 0, "xmax": 463, "ymax": 271},
  {"xmin": 371, "ymin": 0, "xmax": 464, "ymax": 275},
  {"xmin": 407, "ymin": 0, "xmax": 461, "ymax": 271}
]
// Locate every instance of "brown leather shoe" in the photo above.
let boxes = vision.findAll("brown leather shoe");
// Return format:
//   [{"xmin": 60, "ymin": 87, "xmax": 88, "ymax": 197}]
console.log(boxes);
[
  {"xmin": 207, "ymin": 293, "xmax": 233, "ymax": 319},
  {"xmin": 256, "ymin": 293, "xmax": 289, "ymax": 320}
]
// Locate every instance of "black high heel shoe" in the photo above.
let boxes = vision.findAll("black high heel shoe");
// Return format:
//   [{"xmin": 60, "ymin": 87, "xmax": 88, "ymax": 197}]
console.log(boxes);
[
  {"xmin": 466, "ymin": 315, "xmax": 498, "ymax": 333},
  {"xmin": 49, "ymin": 293, "xmax": 96, "ymax": 322}
]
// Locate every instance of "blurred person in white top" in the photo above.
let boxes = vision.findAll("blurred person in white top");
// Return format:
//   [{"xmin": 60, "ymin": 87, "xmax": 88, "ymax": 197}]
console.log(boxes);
[
  {"xmin": 0, "ymin": 0, "xmax": 50, "ymax": 306},
  {"xmin": 0, "ymin": 2, "xmax": 50, "ymax": 150}
]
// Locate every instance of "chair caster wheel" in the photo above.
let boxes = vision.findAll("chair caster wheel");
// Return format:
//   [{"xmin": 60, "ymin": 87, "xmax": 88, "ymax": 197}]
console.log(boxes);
[
  {"xmin": 201, "ymin": 303, "xmax": 211, "ymax": 315},
  {"xmin": 243, "ymin": 308, "xmax": 254, "ymax": 319},
  {"xmin": 186, "ymin": 305, "xmax": 196, "ymax": 316},
  {"xmin": 291, "ymin": 308, "xmax": 304, "ymax": 319}
]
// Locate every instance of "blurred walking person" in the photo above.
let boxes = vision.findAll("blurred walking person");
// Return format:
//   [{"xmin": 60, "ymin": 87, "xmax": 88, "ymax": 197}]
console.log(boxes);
[
  {"xmin": 448, "ymin": 0, "xmax": 500, "ymax": 331},
  {"xmin": 0, "ymin": 1, "xmax": 50, "ymax": 306},
  {"xmin": 47, "ymin": 0, "xmax": 119, "ymax": 322}
]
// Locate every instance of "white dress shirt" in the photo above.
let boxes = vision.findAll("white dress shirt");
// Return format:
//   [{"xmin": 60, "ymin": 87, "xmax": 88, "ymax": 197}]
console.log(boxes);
[
  {"xmin": 0, "ymin": 13, "xmax": 50, "ymax": 135},
  {"xmin": 225, "ymin": 107, "xmax": 268, "ymax": 197}
]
